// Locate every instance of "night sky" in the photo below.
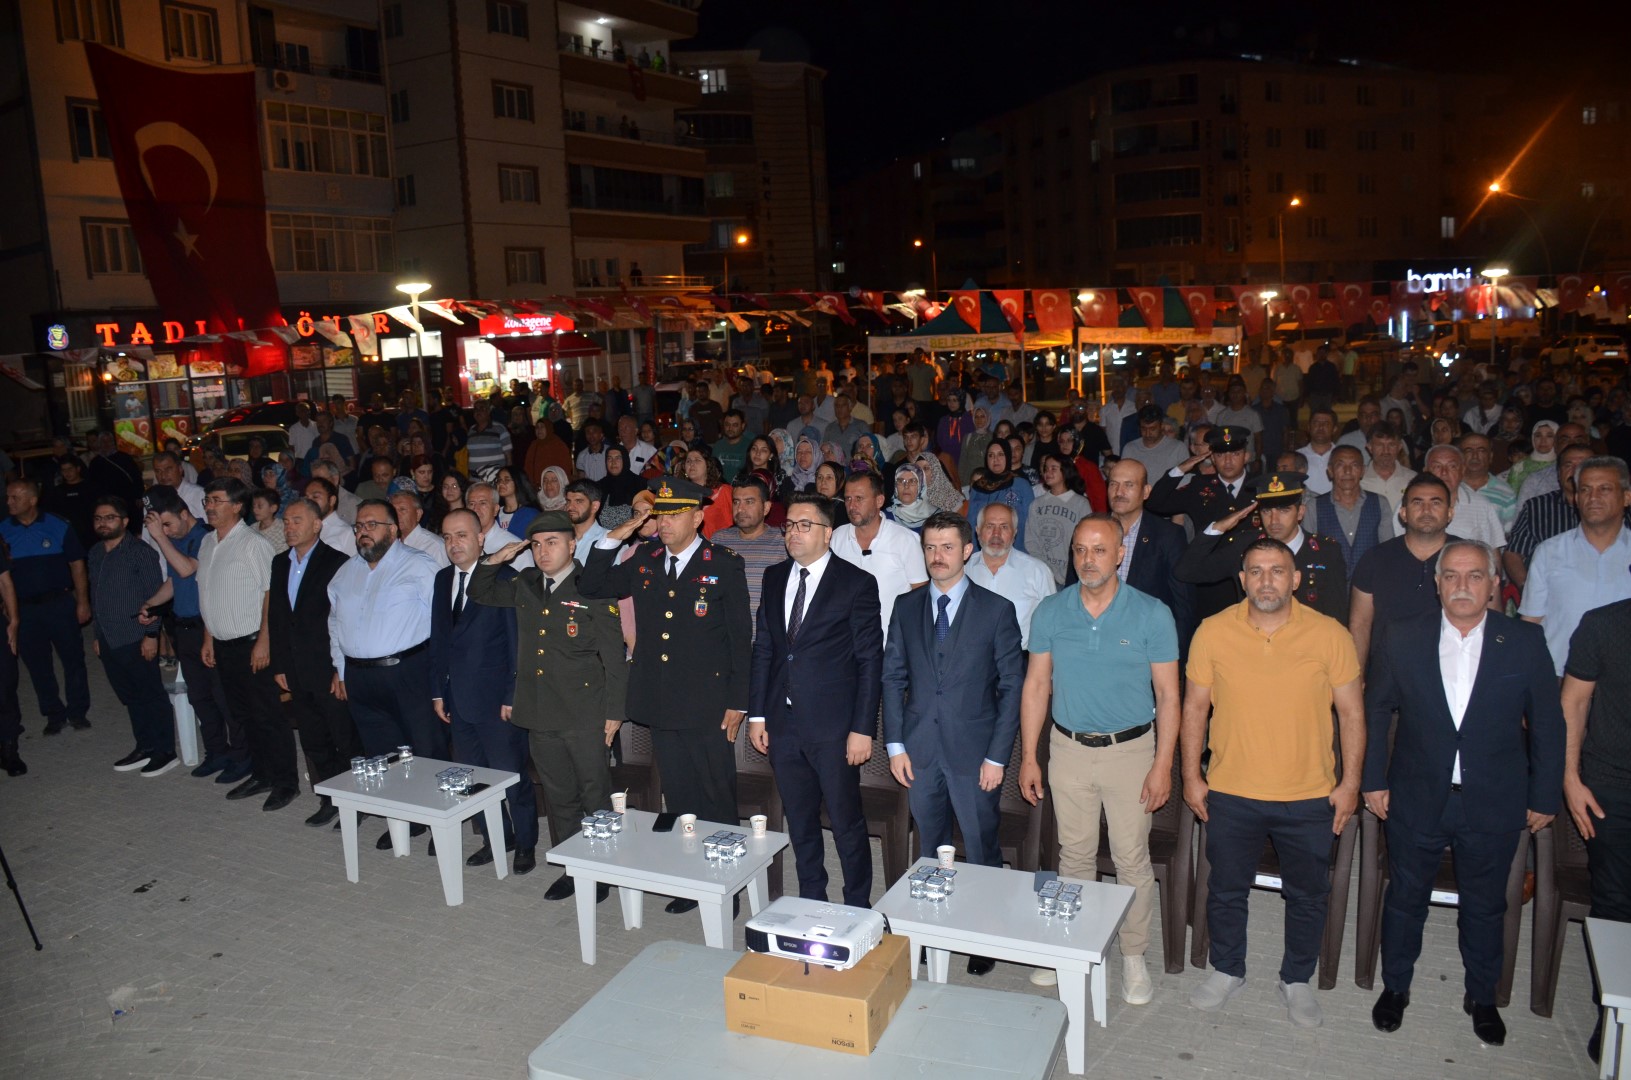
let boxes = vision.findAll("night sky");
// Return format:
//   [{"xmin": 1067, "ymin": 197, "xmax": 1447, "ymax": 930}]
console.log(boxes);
[{"xmin": 684, "ymin": 1, "xmax": 1607, "ymax": 182}]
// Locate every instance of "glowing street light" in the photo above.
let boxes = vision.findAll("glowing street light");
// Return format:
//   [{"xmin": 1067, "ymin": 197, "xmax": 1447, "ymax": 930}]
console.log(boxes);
[
  {"xmin": 396, "ymin": 280, "xmax": 432, "ymax": 409},
  {"xmin": 912, "ymin": 237, "xmax": 938, "ymax": 299},
  {"xmin": 1483, "ymin": 267, "xmax": 1509, "ymax": 367},
  {"xmin": 1277, "ymin": 197, "xmax": 1303, "ymax": 289}
]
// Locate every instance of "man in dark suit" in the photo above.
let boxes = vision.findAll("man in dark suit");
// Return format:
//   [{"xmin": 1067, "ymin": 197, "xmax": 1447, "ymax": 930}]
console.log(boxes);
[
  {"xmin": 883, "ymin": 510, "xmax": 1024, "ymax": 972},
  {"xmin": 1362, "ymin": 538, "xmax": 1564, "ymax": 1045},
  {"xmin": 1146, "ymin": 425, "xmax": 1257, "ymax": 619},
  {"xmin": 269, "ymin": 498, "xmax": 358, "ymax": 828},
  {"xmin": 1105, "ymin": 458, "xmax": 1193, "ymax": 650},
  {"xmin": 428, "ymin": 509, "xmax": 537, "ymax": 873},
  {"xmin": 748, "ymin": 492, "xmax": 883, "ymax": 907},
  {"xmin": 579, "ymin": 476, "xmax": 752, "ymax": 915}
]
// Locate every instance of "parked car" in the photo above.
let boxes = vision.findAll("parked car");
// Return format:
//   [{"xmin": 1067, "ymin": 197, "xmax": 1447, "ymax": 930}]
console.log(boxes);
[
  {"xmin": 1559, "ymin": 334, "xmax": 1627, "ymax": 364},
  {"xmin": 205, "ymin": 400, "xmax": 301, "ymax": 433},
  {"xmin": 208, "ymin": 425, "xmax": 292, "ymax": 462}
]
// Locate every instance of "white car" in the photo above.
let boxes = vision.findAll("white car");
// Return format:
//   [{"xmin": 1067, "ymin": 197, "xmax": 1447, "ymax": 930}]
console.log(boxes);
[{"xmin": 1563, "ymin": 334, "xmax": 1626, "ymax": 364}]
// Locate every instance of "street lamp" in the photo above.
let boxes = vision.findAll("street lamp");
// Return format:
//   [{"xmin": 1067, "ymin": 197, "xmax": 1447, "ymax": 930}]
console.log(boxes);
[
  {"xmin": 913, "ymin": 238, "xmax": 938, "ymax": 300},
  {"xmin": 722, "ymin": 230, "xmax": 749, "ymax": 369},
  {"xmin": 1482, "ymin": 266, "xmax": 1509, "ymax": 369},
  {"xmin": 1486, "ymin": 182, "xmax": 1554, "ymax": 281},
  {"xmin": 395, "ymin": 280, "xmax": 431, "ymax": 409},
  {"xmin": 1277, "ymin": 196, "xmax": 1302, "ymax": 289}
]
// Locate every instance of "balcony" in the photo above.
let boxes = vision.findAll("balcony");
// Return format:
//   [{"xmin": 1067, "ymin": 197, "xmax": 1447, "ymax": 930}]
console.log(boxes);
[
  {"xmin": 570, "ymin": 208, "xmax": 710, "ymax": 244},
  {"xmin": 559, "ymin": 0, "xmax": 698, "ymax": 39},
  {"xmin": 558, "ymin": 45, "xmax": 701, "ymax": 107},
  {"xmin": 564, "ymin": 128, "xmax": 706, "ymax": 175},
  {"xmin": 260, "ymin": 40, "xmax": 381, "ymax": 85}
]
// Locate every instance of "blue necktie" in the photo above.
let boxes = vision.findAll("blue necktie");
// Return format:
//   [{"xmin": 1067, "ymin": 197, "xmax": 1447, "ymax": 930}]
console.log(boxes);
[{"xmin": 935, "ymin": 593, "xmax": 950, "ymax": 642}]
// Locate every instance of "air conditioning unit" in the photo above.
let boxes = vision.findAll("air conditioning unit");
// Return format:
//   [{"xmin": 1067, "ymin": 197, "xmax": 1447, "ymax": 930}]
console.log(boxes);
[{"xmin": 269, "ymin": 69, "xmax": 299, "ymax": 93}]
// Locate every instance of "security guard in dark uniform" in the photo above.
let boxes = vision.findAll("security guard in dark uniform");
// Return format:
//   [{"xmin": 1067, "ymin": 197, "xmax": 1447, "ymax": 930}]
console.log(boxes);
[
  {"xmin": 1175, "ymin": 471, "xmax": 1350, "ymax": 622},
  {"xmin": 471, "ymin": 510, "xmax": 626, "ymax": 902},
  {"xmin": 1, "ymin": 477, "xmax": 92, "ymax": 733},
  {"xmin": 579, "ymin": 476, "xmax": 752, "ymax": 915},
  {"xmin": 1147, "ymin": 425, "xmax": 1257, "ymax": 619}
]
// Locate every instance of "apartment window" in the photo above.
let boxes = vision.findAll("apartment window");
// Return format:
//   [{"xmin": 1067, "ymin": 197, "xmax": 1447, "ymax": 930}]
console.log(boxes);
[
  {"xmin": 382, "ymin": 3, "xmax": 402, "ymax": 38},
  {"xmin": 395, "ymin": 175, "xmax": 415, "ymax": 208},
  {"xmin": 1357, "ymin": 216, "xmax": 1378, "ymax": 238},
  {"xmin": 1399, "ymin": 173, "xmax": 1415, "ymax": 192},
  {"xmin": 1114, "ymin": 166, "xmax": 1202, "ymax": 204},
  {"xmin": 56, "ymin": 0, "xmax": 123, "ymax": 43},
  {"xmin": 706, "ymin": 171, "xmax": 734, "ymax": 198},
  {"xmin": 1583, "ymin": 105, "xmax": 1598, "ymax": 125},
  {"xmin": 832, "ymin": 261, "xmax": 846, "ymax": 274},
  {"xmin": 1402, "ymin": 215, "xmax": 1414, "ymax": 239},
  {"xmin": 1114, "ymin": 213, "xmax": 1202, "ymax": 250},
  {"xmin": 1356, "ymin": 130, "xmax": 1378, "ymax": 151},
  {"xmin": 1357, "ymin": 173, "xmax": 1376, "ymax": 194},
  {"xmin": 389, "ymin": 90, "xmax": 410, "ymax": 124},
  {"xmin": 1401, "ymin": 86, "xmax": 1416, "ymax": 108},
  {"xmin": 1440, "ymin": 215, "xmax": 1456, "ymax": 239},
  {"xmin": 698, "ymin": 68, "xmax": 728, "ymax": 95},
  {"xmin": 505, "ymin": 247, "xmax": 544, "ymax": 284},
  {"xmin": 1264, "ymin": 79, "xmax": 1282, "ymax": 103},
  {"xmin": 82, "ymin": 219, "xmax": 142, "ymax": 276},
  {"xmin": 1225, "ymin": 216, "xmax": 1241, "ymax": 253},
  {"xmin": 950, "ymin": 157, "xmax": 978, "ymax": 175},
  {"xmin": 162, "ymin": 2, "xmax": 219, "ymax": 62},
  {"xmin": 498, "ymin": 164, "xmax": 539, "ymax": 203},
  {"xmin": 266, "ymin": 103, "xmax": 390, "ymax": 177},
  {"xmin": 1264, "ymin": 126, "xmax": 1281, "ymax": 149},
  {"xmin": 492, "ymin": 81, "xmax": 534, "ymax": 121},
  {"xmin": 67, "ymin": 99, "xmax": 112, "ymax": 161},
  {"xmin": 1304, "ymin": 216, "xmax": 1328, "ymax": 239},
  {"xmin": 1304, "ymin": 127, "xmax": 1326, "ymax": 150},
  {"xmin": 1266, "ymin": 171, "xmax": 1285, "ymax": 194},
  {"xmin": 1307, "ymin": 172, "xmax": 1326, "ymax": 194},
  {"xmin": 1400, "ymin": 131, "xmax": 1416, "ymax": 151},
  {"xmin": 912, "ymin": 162, "xmax": 922, "ymax": 180},
  {"xmin": 487, "ymin": 0, "xmax": 527, "ymax": 38},
  {"xmin": 269, "ymin": 213, "xmax": 394, "ymax": 273},
  {"xmin": 1357, "ymin": 84, "xmax": 1374, "ymax": 106},
  {"xmin": 1304, "ymin": 82, "xmax": 1325, "ymax": 105}
]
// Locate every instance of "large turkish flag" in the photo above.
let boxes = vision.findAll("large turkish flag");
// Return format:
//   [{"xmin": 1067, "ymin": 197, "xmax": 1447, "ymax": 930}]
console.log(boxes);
[
  {"xmin": 1181, "ymin": 287, "xmax": 1216, "ymax": 332},
  {"xmin": 1032, "ymin": 289, "xmax": 1075, "ymax": 333},
  {"xmin": 992, "ymin": 289, "xmax": 1026, "ymax": 342},
  {"xmin": 85, "ymin": 44, "xmax": 282, "ymax": 334},
  {"xmin": 1230, "ymin": 287, "xmax": 1267, "ymax": 336},
  {"xmin": 1128, "ymin": 288, "xmax": 1164, "ymax": 332}
]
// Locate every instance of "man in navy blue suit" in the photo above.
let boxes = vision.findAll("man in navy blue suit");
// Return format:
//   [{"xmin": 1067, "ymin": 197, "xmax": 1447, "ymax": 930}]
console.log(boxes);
[
  {"xmin": 883, "ymin": 510, "xmax": 1024, "ymax": 973},
  {"xmin": 748, "ymin": 492, "xmax": 883, "ymax": 907},
  {"xmin": 428, "ymin": 509, "xmax": 538, "ymax": 874},
  {"xmin": 1363, "ymin": 538, "xmax": 1564, "ymax": 1046}
]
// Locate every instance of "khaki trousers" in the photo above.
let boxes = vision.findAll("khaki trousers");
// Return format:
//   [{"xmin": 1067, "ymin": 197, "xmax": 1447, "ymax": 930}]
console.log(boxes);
[{"xmin": 1048, "ymin": 725, "xmax": 1157, "ymax": 956}]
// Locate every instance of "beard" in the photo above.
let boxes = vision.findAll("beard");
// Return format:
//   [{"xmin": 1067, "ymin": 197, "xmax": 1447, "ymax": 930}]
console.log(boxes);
[
  {"xmin": 1248, "ymin": 589, "xmax": 1288, "ymax": 614},
  {"xmin": 359, "ymin": 536, "xmax": 392, "ymax": 564}
]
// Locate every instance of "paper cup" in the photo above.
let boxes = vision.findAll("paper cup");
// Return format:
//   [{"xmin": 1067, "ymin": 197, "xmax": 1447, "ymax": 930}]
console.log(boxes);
[
  {"xmin": 679, "ymin": 813, "xmax": 697, "ymax": 835},
  {"xmin": 610, "ymin": 792, "xmax": 627, "ymax": 813},
  {"xmin": 750, "ymin": 814, "xmax": 768, "ymax": 837},
  {"xmin": 937, "ymin": 845, "xmax": 956, "ymax": 870}
]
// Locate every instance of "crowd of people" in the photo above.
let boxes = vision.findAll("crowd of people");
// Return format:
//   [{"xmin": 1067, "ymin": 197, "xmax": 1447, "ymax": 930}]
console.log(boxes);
[{"xmin": 0, "ymin": 339, "xmax": 1625, "ymax": 1055}]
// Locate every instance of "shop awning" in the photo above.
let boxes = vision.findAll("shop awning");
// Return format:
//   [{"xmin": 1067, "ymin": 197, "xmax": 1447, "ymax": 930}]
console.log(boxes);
[{"xmin": 488, "ymin": 332, "xmax": 604, "ymax": 359}]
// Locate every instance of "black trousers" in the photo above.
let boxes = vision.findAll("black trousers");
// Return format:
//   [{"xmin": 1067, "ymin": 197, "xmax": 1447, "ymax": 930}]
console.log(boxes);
[
  {"xmin": 452, "ymin": 713, "xmax": 538, "ymax": 852},
  {"xmin": 285, "ymin": 675, "xmax": 358, "ymax": 793},
  {"xmin": 1587, "ymin": 783, "xmax": 1631, "ymax": 922},
  {"xmin": 98, "ymin": 640, "xmax": 173, "ymax": 755},
  {"xmin": 1206, "ymin": 791, "xmax": 1335, "ymax": 983},
  {"xmin": 16, "ymin": 593, "xmax": 89, "ymax": 724},
  {"xmin": 527, "ymin": 724, "xmax": 612, "ymax": 849},
  {"xmin": 1381, "ymin": 790, "xmax": 1521, "ymax": 1004},
  {"xmin": 906, "ymin": 743, "xmax": 1003, "ymax": 868},
  {"xmin": 0, "ymin": 629, "xmax": 19, "ymax": 744},
  {"xmin": 344, "ymin": 658, "xmax": 443, "ymax": 759},
  {"xmin": 170, "ymin": 618, "xmax": 238, "ymax": 761},
  {"xmin": 770, "ymin": 728, "xmax": 871, "ymax": 907},
  {"xmin": 214, "ymin": 635, "xmax": 297, "ymax": 790},
  {"xmin": 651, "ymin": 725, "xmax": 738, "ymax": 828}
]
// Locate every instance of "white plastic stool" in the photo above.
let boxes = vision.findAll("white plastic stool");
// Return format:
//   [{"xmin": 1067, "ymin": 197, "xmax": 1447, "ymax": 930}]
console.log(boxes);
[{"xmin": 168, "ymin": 675, "xmax": 202, "ymax": 767}]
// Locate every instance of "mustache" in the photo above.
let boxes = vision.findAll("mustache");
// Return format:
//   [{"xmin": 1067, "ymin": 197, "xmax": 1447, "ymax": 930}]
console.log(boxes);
[{"xmin": 1448, "ymin": 590, "xmax": 1479, "ymax": 604}]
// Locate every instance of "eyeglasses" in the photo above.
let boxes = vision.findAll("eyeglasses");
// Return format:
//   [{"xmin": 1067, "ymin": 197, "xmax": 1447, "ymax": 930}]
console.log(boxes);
[
  {"xmin": 784, "ymin": 519, "xmax": 830, "ymax": 534},
  {"xmin": 353, "ymin": 520, "xmax": 395, "ymax": 533},
  {"xmin": 203, "ymin": 496, "xmax": 233, "ymax": 506}
]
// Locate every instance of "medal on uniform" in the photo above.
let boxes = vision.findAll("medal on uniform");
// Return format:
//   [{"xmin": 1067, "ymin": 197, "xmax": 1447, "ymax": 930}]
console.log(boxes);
[
  {"xmin": 567, "ymin": 621, "xmax": 579, "ymax": 637},
  {"xmin": 702, "ymin": 548, "xmax": 712, "ymax": 562},
  {"xmin": 694, "ymin": 600, "xmax": 708, "ymax": 617}
]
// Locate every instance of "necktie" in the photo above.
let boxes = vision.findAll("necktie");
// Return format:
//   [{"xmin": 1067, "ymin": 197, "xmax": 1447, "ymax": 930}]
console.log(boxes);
[
  {"xmin": 787, "ymin": 567, "xmax": 809, "ymax": 645},
  {"xmin": 935, "ymin": 593, "xmax": 950, "ymax": 642},
  {"xmin": 544, "ymin": 576, "xmax": 555, "ymax": 599},
  {"xmin": 667, "ymin": 555, "xmax": 678, "ymax": 586},
  {"xmin": 453, "ymin": 570, "xmax": 467, "ymax": 615}
]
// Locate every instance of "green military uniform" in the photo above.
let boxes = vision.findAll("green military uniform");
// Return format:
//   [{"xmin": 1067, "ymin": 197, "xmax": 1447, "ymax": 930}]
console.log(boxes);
[{"xmin": 468, "ymin": 556, "xmax": 628, "ymax": 846}]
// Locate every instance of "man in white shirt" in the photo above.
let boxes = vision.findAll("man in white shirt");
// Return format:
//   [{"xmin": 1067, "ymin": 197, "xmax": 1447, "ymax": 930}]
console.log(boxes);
[
  {"xmin": 564, "ymin": 479, "xmax": 607, "ymax": 565},
  {"xmin": 1462, "ymin": 382, "xmax": 1503, "ymax": 435},
  {"xmin": 151, "ymin": 451, "xmax": 205, "ymax": 519},
  {"xmin": 303, "ymin": 477, "xmax": 357, "ymax": 557},
  {"xmin": 831, "ymin": 473, "xmax": 928, "ymax": 645},
  {"xmin": 1361, "ymin": 423, "xmax": 1415, "ymax": 510},
  {"xmin": 1300, "ymin": 409, "xmax": 1339, "ymax": 497},
  {"xmin": 1120, "ymin": 406, "xmax": 1189, "ymax": 480},
  {"xmin": 615, "ymin": 415, "xmax": 658, "ymax": 476},
  {"xmin": 465, "ymin": 482, "xmax": 533, "ymax": 570},
  {"xmin": 1098, "ymin": 376, "xmax": 1136, "ymax": 456},
  {"xmin": 575, "ymin": 422, "xmax": 608, "ymax": 482},
  {"xmin": 308, "ymin": 460, "xmax": 358, "ymax": 525},
  {"xmin": 1003, "ymin": 381, "xmax": 1038, "ymax": 427},
  {"xmin": 1423, "ymin": 446, "xmax": 1506, "ymax": 552},
  {"xmin": 391, "ymin": 490, "xmax": 450, "ymax": 568},
  {"xmin": 963, "ymin": 503, "xmax": 1056, "ymax": 648},
  {"xmin": 287, "ymin": 401, "xmax": 319, "ymax": 460}
]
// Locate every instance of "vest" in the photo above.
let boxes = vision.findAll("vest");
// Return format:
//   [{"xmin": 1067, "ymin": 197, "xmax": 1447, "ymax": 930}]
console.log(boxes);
[{"xmin": 1316, "ymin": 491, "xmax": 1382, "ymax": 569}]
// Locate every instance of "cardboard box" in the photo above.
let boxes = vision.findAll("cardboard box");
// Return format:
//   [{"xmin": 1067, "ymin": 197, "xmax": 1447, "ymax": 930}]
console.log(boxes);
[{"xmin": 723, "ymin": 933, "xmax": 910, "ymax": 1056}]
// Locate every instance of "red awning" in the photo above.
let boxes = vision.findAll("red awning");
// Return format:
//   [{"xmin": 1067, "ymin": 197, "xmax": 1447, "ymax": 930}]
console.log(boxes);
[{"xmin": 488, "ymin": 332, "xmax": 604, "ymax": 359}]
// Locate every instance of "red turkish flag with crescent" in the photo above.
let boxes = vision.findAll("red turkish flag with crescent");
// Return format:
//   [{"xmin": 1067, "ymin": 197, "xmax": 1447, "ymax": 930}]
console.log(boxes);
[
  {"xmin": 993, "ymin": 290, "xmax": 1026, "ymax": 343},
  {"xmin": 1230, "ymin": 287, "xmax": 1267, "ymax": 336},
  {"xmin": 858, "ymin": 290, "xmax": 888, "ymax": 319},
  {"xmin": 1366, "ymin": 294, "xmax": 1392, "ymax": 325},
  {"xmin": 1557, "ymin": 273, "xmax": 1597, "ymax": 313},
  {"xmin": 1336, "ymin": 283, "xmax": 1369, "ymax": 326},
  {"xmin": 1076, "ymin": 290, "xmax": 1119, "ymax": 329},
  {"xmin": 1606, "ymin": 271, "xmax": 1631, "ymax": 312},
  {"xmin": 1128, "ymin": 288, "xmax": 1163, "ymax": 332},
  {"xmin": 1182, "ymin": 287, "xmax": 1216, "ymax": 332},
  {"xmin": 815, "ymin": 293, "xmax": 856, "ymax": 325},
  {"xmin": 1032, "ymin": 289, "xmax": 1074, "ymax": 333},
  {"xmin": 1287, "ymin": 283, "xmax": 1321, "ymax": 325},
  {"xmin": 84, "ymin": 44, "xmax": 282, "ymax": 335},
  {"xmin": 950, "ymin": 290, "xmax": 982, "ymax": 330}
]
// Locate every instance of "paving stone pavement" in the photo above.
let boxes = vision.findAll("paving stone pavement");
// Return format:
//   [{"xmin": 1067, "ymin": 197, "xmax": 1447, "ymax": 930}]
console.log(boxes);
[{"xmin": 0, "ymin": 647, "xmax": 1601, "ymax": 1078}]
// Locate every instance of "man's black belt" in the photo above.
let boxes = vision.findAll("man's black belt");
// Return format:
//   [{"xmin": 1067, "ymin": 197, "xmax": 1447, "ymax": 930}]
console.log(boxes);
[
  {"xmin": 170, "ymin": 615, "xmax": 204, "ymax": 630},
  {"xmin": 1450, "ymin": 782, "xmax": 1462, "ymax": 792},
  {"xmin": 345, "ymin": 640, "xmax": 429, "ymax": 669},
  {"xmin": 17, "ymin": 589, "xmax": 71, "ymax": 605},
  {"xmin": 1054, "ymin": 720, "xmax": 1152, "ymax": 748}
]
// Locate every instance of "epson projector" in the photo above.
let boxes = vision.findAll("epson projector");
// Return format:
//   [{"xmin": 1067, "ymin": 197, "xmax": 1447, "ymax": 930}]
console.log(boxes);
[{"xmin": 742, "ymin": 897, "xmax": 886, "ymax": 971}]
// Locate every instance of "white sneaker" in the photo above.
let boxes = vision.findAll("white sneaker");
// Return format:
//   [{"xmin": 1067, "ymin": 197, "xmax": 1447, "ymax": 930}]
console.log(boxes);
[
  {"xmin": 1029, "ymin": 967, "xmax": 1058, "ymax": 987},
  {"xmin": 1121, "ymin": 954, "xmax": 1154, "ymax": 1005},
  {"xmin": 1189, "ymin": 970, "xmax": 1246, "ymax": 1011},
  {"xmin": 1278, "ymin": 980, "xmax": 1323, "ymax": 1028}
]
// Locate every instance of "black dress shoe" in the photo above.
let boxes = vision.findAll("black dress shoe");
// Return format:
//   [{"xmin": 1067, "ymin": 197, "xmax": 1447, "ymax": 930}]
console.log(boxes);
[
  {"xmin": 597, "ymin": 883, "xmax": 611, "ymax": 903},
  {"xmin": 215, "ymin": 758, "xmax": 253, "ymax": 785},
  {"xmin": 966, "ymin": 956, "xmax": 996, "ymax": 976},
  {"xmin": 42, "ymin": 718, "xmax": 65, "ymax": 736},
  {"xmin": 666, "ymin": 897, "xmax": 699, "ymax": 914},
  {"xmin": 1464, "ymin": 995, "xmax": 1506, "ymax": 1046},
  {"xmin": 262, "ymin": 787, "xmax": 299, "ymax": 812},
  {"xmin": 545, "ymin": 873, "xmax": 575, "ymax": 901},
  {"xmin": 466, "ymin": 844, "xmax": 494, "ymax": 867},
  {"xmin": 305, "ymin": 803, "xmax": 339, "ymax": 828},
  {"xmin": 227, "ymin": 777, "xmax": 272, "ymax": 801},
  {"xmin": 512, "ymin": 849, "xmax": 536, "ymax": 875},
  {"xmin": 68, "ymin": 716, "xmax": 90, "ymax": 730},
  {"xmin": 0, "ymin": 742, "xmax": 26, "ymax": 777},
  {"xmin": 190, "ymin": 754, "xmax": 228, "ymax": 778},
  {"xmin": 1372, "ymin": 989, "xmax": 1410, "ymax": 1032}
]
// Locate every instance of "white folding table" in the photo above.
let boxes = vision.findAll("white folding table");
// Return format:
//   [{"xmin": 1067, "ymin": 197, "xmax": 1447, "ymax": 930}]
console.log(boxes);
[{"xmin": 1589, "ymin": 917, "xmax": 1631, "ymax": 1080}]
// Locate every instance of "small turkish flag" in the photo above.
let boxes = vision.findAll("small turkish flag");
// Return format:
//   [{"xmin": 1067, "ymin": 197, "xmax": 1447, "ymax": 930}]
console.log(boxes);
[
  {"xmin": 1557, "ymin": 273, "xmax": 1597, "ymax": 313},
  {"xmin": 1336, "ymin": 283, "xmax": 1370, "ymax": 326},
  {"xmin": 1077, "ymin": 290, "xmax": 1120, "ymax": 329},
  {"xmin": 816, "ymin": 293, "xmax": 856, "ymax": 325},
  {"xmin": 993, "ymin": 290, "xmax": 1026, "ymax": 342},
  {"xmin": 1230, "ymin": 287, "xmax": 1267, "ymax": 336},
  {"xmin": 1288, "ymin": 284, "xmax": 1321, "ymax": 326},
  {"xmin": 1032, "ymin": 289, "xmax": 1075, "ymax": 333},
  {"xmin": 1182, "ymin": 287, "xmax": 1216, "ymax": 332},
  {"xmin": 1367, "ymin": 295, "xmax": 1393, "ymax": 325},
  {"xmin": 1128, "ymin": 288, "xmax": 1164, "ymax": 332},
  {"xmin": 858, "ymin": 290, "xmax": 888, "ymax": 318},
  {"xmin": 1606, "ymin": 271, "xmax": 1631, "ymax": 312},
  {"xmin": 950, "ymin": 291, "xmax": 982, "ymax": 330}
]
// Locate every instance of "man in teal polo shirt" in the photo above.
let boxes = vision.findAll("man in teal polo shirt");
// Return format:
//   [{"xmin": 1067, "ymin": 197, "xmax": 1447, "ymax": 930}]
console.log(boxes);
[{"xmin": 1017, "ymin": 513, "xmax": 1180, "ymax": 1004}]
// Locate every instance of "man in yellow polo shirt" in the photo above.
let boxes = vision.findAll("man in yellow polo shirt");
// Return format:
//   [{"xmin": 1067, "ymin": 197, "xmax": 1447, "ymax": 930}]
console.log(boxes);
[{"xmin": 1181, "ymin": 537, "xmax": 1365, "ymax": 1029}]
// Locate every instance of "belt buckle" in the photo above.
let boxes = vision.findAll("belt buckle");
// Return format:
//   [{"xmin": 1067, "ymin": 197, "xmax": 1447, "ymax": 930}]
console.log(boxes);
[{"xmin": 1079, "ymin": 731, "xmax": 1112, "ymax": 748}]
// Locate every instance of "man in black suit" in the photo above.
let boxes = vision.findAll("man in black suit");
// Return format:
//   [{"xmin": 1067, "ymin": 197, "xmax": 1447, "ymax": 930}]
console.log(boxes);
[
  {"xmin": 748, "ymin": 492, "xmax": 883, "ymax": 907},
  {"xmin": 883, "ymin": 510, "xmax": 1024, "ymax": 972},
  {"xmin": 1105, "ymin": 459, "xmax": 1193, "ymax": 650},
  {"xmin": 1146, "ymin": 425, "xmax": 1257, "ymax": 619},
  {"xmin": 1362, "ymin": 538, "xmax": 1564, "ymax": 1045},
  {"xmin": 579, "ymin": 476, "xmax": 752, "ymax": 915},
  {"xmin": 429, "ymin": 509, "xmax": 537, "ymax": 873},
  {"xmin": 269, "ymin": 498, "xmax": 358, "ymax": 828}
]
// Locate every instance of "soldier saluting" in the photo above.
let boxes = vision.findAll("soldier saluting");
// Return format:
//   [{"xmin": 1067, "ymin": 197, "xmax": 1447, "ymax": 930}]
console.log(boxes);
[{"xmin": 1147, "ymin": 424, "xmax": 1258, "ymax": 619}]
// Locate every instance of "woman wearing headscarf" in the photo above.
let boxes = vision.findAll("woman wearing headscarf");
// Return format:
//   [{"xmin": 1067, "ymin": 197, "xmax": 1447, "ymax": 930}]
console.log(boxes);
[
  {"xmin": 494, "ymin": 464, "xmax": 539, "ymax": 537},
  {"xmin": 536, "ymin": 465, "xmax": 569, "ymax": 512},
  {"xmin": 820, "ymin": 440, "xmax": 846, "ymax": 466},
  {"xmin": 935, "ymin": 386, "xmax": 973, "ymax": 461},
  {"xmin": 888, "ymin": 463, "xmax": 934, "ymax": 533},
  {"xmin": 965, "ymin": 439, "xmax": 1034, "ymax": 550},
  {"xmin": 258, "ymin": 460, "xmax": 301, "ymax": 512},
  {"xmin": 781, "ymin": 435, "xmax": 820, "ymax": 502},
  {"xmin": 769, "ymin": 428, "xmax": 795, "ymax": 475},
  {"xmin": 1506, "ymin": 418, "xmax": 1558, "ymax": 495},
  {"xmin": 1053, "ymin": 426, "xmax": 1108, "ymax": 511},
  {"xmin": 957, "ymin": 406, "xmax": 994, "ymax": 493},
  {"xmin": 682, "ymin": 449, "xmax": 733, "ymax": 538},
  {"xmin": 912, "ymin": 450, "xmax": 965, "ymax": 513},
  {"xmin": 598, "ymin": 444, "xmax": 646, "ymax": 508}
]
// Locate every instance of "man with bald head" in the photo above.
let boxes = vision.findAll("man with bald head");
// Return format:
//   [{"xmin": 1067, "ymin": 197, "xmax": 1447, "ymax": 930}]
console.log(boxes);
[
  {"xmin": 392, "ymin": 491, "xmax": 449, "ymax": 568},
  {"xmin": 1423, "ymin": 445, "xmax": 1505, "ymax": 553},
  {"xmin": 1100, "ymin": 458, "xmax": 1191, "ymax": 646}
]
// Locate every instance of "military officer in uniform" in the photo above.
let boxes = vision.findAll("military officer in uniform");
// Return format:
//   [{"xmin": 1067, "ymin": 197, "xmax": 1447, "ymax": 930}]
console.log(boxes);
[
  {"xmin": 1148, "ymin": 425, "xmax": 1258, "ymax": 618},
  {"xmin": 579, "ymin": 476, "xmax": 753, "ymax": 915},
  {"xmin": 473, "ymin": 511, "xmax": 626, "ymax": 902},
  {"xmin": 1176, "ymin": 471, "xmax": 1349, "ymax": 622}
]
